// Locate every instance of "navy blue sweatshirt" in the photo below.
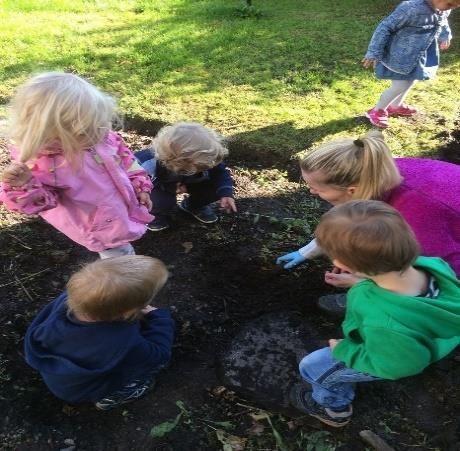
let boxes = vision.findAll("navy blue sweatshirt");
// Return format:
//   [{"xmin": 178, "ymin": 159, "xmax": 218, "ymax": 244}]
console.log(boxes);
[
  {"xmin": 24, "ymin": 293, "xmax": 175, "ymax": 403},
  {"xmin": 136, "ymin": 148, "xmax": 234, "ymax": 198}
]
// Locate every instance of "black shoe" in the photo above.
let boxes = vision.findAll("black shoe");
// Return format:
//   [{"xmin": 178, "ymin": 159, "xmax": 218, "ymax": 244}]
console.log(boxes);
[
  {"xmin": 147, "ymin": 216, "xmax": 170, "ymax": 232},
  {"xmin": 95, "ymin": 378, "xmax": 156, "ymax": 411},
  {"xmin": 317, "ymin": 293, "xmax": 347, "ymax": 317},
  {"xmin": 289, "ymin": 383, "xmax": 352, "ymax": 427},
  {"xmin": 178, "ymin": 199, "xmax": 218, "ymax": 224}
]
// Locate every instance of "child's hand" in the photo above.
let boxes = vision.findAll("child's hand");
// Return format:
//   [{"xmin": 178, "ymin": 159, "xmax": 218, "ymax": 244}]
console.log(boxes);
[
  {"xmin": 440, "ymin": 40, "xmax": 451, "ymax": 51},
  {"xmin": 325, "ymin": 268, "xmax": 364, "ymax": 288},
  {"xmin": 219, "ymin": 197, "xmax": 237, "ymax": 213},
  {"xmin": 176, "ymin": 183, "xmax": 187, "ymax": 194},
  {"xmin": 362, "ymin": 58, "xmax": 377, "ymax": 69},
  {"xmin": 1, "ymin": 162, "xmax": 32, "ymax": 187},
  {"xmin": 329, "ymin": 339, "xmax": 342, "ymax": 350},
  {"xmin": 138, "ymin": 192, "xmax": 152, "ymax": 211}
]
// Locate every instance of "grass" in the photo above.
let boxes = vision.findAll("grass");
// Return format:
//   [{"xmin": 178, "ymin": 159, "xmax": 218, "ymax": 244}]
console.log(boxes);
[{"xmin": 0, "ymin": 0, "xmax": 459, "ymax": 161}]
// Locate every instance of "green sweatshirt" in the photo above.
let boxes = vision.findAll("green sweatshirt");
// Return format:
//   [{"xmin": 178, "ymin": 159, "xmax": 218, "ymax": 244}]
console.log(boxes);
[{"xmin": 332, "ymin": 257, "xmax": 460, "ymax": 380}]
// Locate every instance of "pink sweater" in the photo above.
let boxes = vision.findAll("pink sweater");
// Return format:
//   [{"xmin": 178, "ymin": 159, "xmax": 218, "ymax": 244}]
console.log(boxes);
[
  {"xmin": 0, "ymin": 132, "xmax": 153, "ymax": 252},
  {"xmin": 390, "ymin": 158, "xmax": 460, "ymax": 275}
]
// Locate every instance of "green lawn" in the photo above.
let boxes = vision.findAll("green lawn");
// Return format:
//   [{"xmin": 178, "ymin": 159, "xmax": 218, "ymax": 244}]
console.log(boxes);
[{"xmin": 0, "ymin": 0, "xmax": 459, "ymax": 162}]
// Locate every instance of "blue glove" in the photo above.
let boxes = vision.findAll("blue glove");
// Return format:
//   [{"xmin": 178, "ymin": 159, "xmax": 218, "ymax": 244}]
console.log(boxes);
[{"xmin": 276, "ymin": 251, "xmax": 307, "ymax": 269}]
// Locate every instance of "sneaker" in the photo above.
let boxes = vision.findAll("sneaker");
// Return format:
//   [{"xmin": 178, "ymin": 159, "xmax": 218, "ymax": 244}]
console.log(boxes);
[
  {"xmin": 178, "ymin": 199, "xmax": 218, "ymax": 224},
  {"xmin": 147, "ymin": 216, "xmax": 170, "ymax": 232},
  {"xmin": 289, "ymin": 383, "xmax": 352, "ymax": 427},
  {"xmin": 365, "ymin": 108, "xmax": 389, "ymax": 128},
  {"xmin": 317, "ymin": 293, "xmax": 347, "ymax": 317},
  {"xmin": 95, "ymin": 378, "xmax": 156, "ymax": 411},
  {"xmin": 387, "ymin": 104, "xmax": 417, "ymax": 117}
]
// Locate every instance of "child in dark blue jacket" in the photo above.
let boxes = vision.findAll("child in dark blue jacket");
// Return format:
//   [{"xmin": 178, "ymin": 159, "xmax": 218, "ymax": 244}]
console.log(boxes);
[
  {"xmin": 136, "ymin": 122, "xmax": 236, "ymax": 231},
  {"xmin": 24, "ymin": 255, "xmax": 175, "ymax": 410}
]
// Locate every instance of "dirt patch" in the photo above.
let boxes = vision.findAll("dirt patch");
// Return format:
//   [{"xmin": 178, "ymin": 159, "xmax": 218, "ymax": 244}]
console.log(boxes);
[{"xmin": 1, "ymin": 128, "xmax": 460, "ymax": 450}]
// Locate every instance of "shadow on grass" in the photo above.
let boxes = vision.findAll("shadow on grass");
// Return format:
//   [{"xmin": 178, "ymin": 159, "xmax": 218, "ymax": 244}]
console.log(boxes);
[{"xmin": 125, "ymin": 113, "xmax": 367, "ymax": 168}]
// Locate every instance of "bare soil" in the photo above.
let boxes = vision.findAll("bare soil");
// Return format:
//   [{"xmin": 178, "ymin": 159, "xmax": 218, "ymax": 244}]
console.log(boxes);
[{"xmin": 0, "ymin": 127, "xmax": 459, "ymax": 451}]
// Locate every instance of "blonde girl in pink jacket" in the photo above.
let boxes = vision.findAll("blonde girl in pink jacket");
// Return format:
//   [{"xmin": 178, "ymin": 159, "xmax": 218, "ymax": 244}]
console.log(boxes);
[{"xmin": 0, "ymin": 72, "xmax": 153, "ymax": 258}]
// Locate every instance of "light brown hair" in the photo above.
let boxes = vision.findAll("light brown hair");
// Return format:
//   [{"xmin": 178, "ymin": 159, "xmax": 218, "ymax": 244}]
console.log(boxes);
[
  {"xmin": 315, "ymin": 200, "xmax": 420, "ymax": 275},
  {"xmin": 67, "ymin": 255, "xmax": 169, "ymax": 321},
  {"xmin": 300, "ymin": 130, "xmax": 402, "ymax": 200},
  {"xmin": 153, "ymin": 122, "xmax": 228, "ymax": 174}
]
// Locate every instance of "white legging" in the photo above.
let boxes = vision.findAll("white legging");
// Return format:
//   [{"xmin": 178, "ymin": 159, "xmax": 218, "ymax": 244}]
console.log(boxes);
[{"xmin": 376, "ymin": 80, "xmax": 417, "ymax": 110}]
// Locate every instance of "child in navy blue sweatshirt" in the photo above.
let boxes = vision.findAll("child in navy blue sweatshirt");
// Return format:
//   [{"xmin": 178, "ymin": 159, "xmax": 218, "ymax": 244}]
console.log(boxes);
[
  {"xmin": 136, "ymin": 122, "xmax": 236, "ymax": 231},
  {"xmin": 24, "ymin": 255, "xmax": 175, "ymax": 410}
]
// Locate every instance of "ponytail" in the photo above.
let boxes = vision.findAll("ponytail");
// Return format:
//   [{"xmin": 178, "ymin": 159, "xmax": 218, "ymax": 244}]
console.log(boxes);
[{"xmin": 300, "ymin": 130, "xmax": 401, "ymax": 200}]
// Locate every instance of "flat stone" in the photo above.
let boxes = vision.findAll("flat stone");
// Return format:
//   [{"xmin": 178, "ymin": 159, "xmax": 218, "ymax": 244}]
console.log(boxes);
[{"xmin": 218, "ymin": 312, "xmax": 320, "ymax": 409}]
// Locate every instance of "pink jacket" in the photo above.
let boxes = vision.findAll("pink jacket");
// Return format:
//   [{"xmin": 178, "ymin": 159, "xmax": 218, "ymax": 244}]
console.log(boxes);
[{"xmin": 0, "ymin": 132, "xmax": 153, "ymax": 252}]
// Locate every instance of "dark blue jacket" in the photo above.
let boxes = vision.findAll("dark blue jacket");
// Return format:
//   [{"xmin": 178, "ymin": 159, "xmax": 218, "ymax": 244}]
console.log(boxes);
[
  {"xmin": 136, "ymin": 148, "xmax": 234, "ymax": 198},
  {"xmin": 24, "ymin": 292, "xmax": 175, "ymax": 403}
]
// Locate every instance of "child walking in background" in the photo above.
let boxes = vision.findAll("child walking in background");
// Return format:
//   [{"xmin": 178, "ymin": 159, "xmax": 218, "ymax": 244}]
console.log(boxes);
[
  {"xmin": 0, "ymin": 72, "xmax": 153, "ymax": 258},
  {"xmin": 136, "ymin": 122, "xmax": 236, "ymax": 232},
  {"xmin": 290, "ymin": 200, "xmax": 460, "ymax": 427},
  {"xmin": 25, "ymin": 255, "xmax": 175, "ymax": 410},
  {"xmin": 363, "ymin": 0, "xmax": 460, "ymax": 128}
]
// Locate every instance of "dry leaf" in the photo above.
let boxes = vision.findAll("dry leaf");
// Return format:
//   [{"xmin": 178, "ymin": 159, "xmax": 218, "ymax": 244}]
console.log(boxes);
[{"xmin": 216, "ymin": 430, "xmax": 247, "ymax": 451}]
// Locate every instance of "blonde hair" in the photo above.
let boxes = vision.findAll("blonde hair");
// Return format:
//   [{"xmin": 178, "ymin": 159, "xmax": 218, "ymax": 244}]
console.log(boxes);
[
  {"xmin": 315, "ymin": 200, "xmax": 420, "ymax": 275},
  {"xmin": 9, "ymin": 72, "xmax": 117, "ymax": 163},
  {"xmin": 300, "ymin": 130, "xmax": 402, "ymax": 200},
  {"xmin": 67, "ymin": 255, "xmax": 169, "ymax": 321},
  {"xmin": 153, "ymin": 122, "xmax": 228, "ymax": 174}
]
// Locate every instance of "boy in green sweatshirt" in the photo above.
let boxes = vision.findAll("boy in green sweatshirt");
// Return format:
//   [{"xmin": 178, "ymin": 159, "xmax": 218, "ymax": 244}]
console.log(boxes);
[{"xmin": 290, "ymin": 200, "xmax": 460, "ymax": 427}]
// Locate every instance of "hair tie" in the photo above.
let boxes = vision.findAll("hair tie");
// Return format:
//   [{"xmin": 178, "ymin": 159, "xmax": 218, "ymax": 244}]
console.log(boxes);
[{"xmin": 354, "ymin": 139, "xmax": 364, "ymax": 148}]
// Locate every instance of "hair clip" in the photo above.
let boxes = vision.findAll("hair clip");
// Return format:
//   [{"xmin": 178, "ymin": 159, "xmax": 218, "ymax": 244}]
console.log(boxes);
[{"xmin": 353, "ymin": 139, "xmax": 364, "ymax": 148}]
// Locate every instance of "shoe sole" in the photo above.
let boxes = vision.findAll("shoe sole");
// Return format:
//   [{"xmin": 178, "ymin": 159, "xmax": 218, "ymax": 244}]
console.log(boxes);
[
  {"xmin": 178, "ymin": 203, "xmax": 218, "ymax": 224},
  {"xmin": 365, "ymin": 112, "xmax": 388, "ymax": 128},
  {"xmin": 308, "ymin": 413, "xmax": 350, "ymax": 428},
  {"xmin": 146, "ymin": 225, "xmax": 170, "ymax": 232}
]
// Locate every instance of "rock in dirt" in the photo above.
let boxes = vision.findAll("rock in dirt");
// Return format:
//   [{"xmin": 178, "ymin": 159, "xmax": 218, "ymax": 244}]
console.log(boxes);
[{"xmin": 218, "ymin": 312, "xmax": 320, "ymax": 409}]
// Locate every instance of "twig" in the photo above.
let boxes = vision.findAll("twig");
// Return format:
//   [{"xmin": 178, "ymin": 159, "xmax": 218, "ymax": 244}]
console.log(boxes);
[
  {"xmin": 359, "ymin": 430, "xmax": 395, "ymax": 451},
  {"xmin": 0, "ymin": 268, "xmax": 50, "ymax": 288},
  {"xmin": 7, "ymin": 233, "xmax": 32, "ymax": 250},
  {"xmin": 14, "ymin": 275, "xmax": 34, "ymax": 302}
]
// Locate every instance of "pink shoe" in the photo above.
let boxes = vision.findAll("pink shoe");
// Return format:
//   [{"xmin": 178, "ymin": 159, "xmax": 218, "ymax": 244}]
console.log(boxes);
[
  {"xmin": 365, "ymin": 108, "xmax": 389, "ymax": 128},
  {"xmin": 387, "ymin": 104, "xmax": 417, "ymax": 117}
]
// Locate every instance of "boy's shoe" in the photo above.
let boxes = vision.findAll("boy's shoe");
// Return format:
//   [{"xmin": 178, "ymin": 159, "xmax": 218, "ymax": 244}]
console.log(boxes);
[
  {"xmin": 365, "ymin": 108, "xmax": 389, "ymax": 128},
  {"xmin": 317, "ymin": 293, "xmax": 347, "ymax": 317},
  {"xmin": 147, "ymin": 216, "xmax": 170, "ymax": 232},
  {"xmin": 178, "ymin": 199, "xmax": 218, "ymax": 224},
  {"xmin": 387, "ymin": 104, "xmax": 417, "ymax": 117},
  {"xmin": 95, "ymin": 378, "xmax": 156, "ymax": 411},
  {"xmin": 289, "ymin": 384, "xmax": 352, "ymax": 428}
]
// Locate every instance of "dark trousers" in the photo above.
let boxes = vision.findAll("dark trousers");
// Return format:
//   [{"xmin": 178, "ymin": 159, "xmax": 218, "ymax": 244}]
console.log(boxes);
[{"xmin": 151, "ymin": 182, "xmax": 219, "ymax": 216}]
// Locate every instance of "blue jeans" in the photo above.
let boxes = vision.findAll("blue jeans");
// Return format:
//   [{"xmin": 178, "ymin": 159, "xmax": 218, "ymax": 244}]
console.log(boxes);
[{"xmin": 299, "ymin": 347, "xmax": 379, "ymax": 411}]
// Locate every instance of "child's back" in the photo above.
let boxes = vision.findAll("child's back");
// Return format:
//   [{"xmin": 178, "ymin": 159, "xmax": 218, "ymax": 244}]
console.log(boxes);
[
  {"xmin": 25, "ymin": 256, "xmax": 175, "ymax": 408},
  {"xmin": 336, "ymin": 256, "xmax": 460, "ymax": 380}
]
